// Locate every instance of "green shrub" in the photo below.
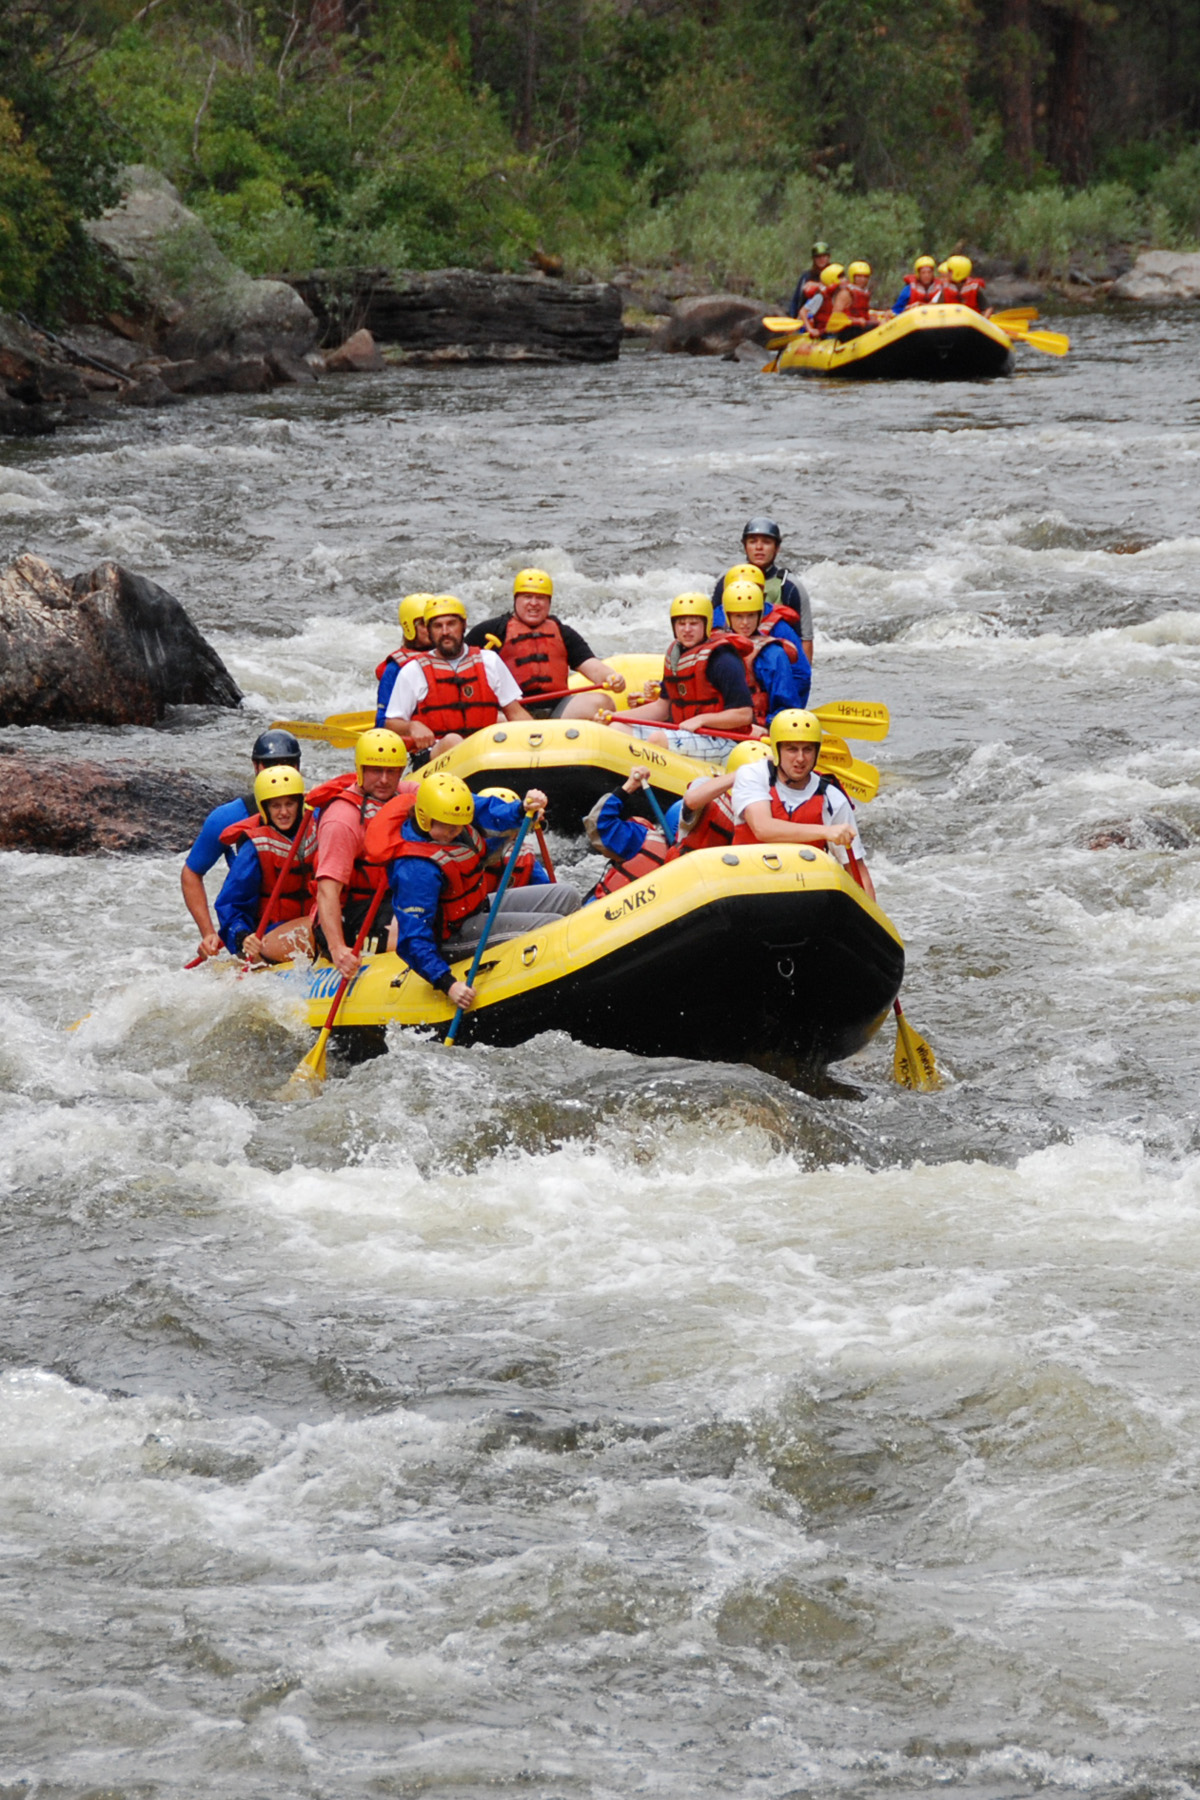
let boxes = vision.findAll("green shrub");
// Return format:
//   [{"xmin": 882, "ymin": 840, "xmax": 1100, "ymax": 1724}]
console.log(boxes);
[
  {"xmin": 991, "ymin": 181, "xmax": 1144, "ymax": 275},
  {"xmin": 1148, "ymin": 142, "xmax": 1200, "ymax": 246},
  {"xmin": 0, "ymin": 97, "xmax": 72, "ymax": 310}
]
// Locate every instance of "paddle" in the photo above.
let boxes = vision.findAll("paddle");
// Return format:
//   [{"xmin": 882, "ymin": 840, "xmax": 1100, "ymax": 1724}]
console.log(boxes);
[
  {"xmin": 991, "ymin": 307, "xmax": 1039, "ymax": 327},
  {"xmin": 534, "ymin": 825, "xmax": 556, "ymax": 881},
  {"xmin": 845, "ymin": 850, "xmax": 941, "ymax": 1091},
  {"xmin": 1002, "ymin": 322, "xmax": 1070, "ymax": 356},
  {"xmin": 815, "ymin": 700, "xmax": 890, "ymax": 742},
  {"xmin": 642, "ymin": 785, "xmax": 671, "ymax": 836},
  {"xmin": 270, "ymin": 716, "xmax": 364, "ymax": 747},
  {"xmin": 283, "ymin": 872, "xmax": 389, "ymax": 1091},
  {"xmin": 446, "ymin": 811, "xmax": 534, "ymax": 1045}
]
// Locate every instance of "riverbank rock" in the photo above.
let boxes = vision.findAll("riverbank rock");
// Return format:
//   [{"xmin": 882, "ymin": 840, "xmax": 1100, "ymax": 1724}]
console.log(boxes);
[
  {"xmin": 0, "ymin": 748, "xmax": 226, "ymax": 855},
  {"xmin": 1111, "ymin": 251, "xmax": 1200, "ymax": 303},
  {"xmin": 84, "ymin": 166, "xmax": 318, "ymax": 360},
  {"xmin": 0, "ymin": 314, "xmax": 93, "ymax": 435},
  {"xmin": 649, "ymin": 295, "xmax": 771, "ymax": 356},
  {"xmin": 0, "ymin": 555, "xmax": 242, "ymax": 728},
  {"xmin": 325, "ymin": 328, "xmax": 385, "ymax": 372},
  {"xmin": 288, "ymin": 268, "xmax": 622, "ymax": 363}
]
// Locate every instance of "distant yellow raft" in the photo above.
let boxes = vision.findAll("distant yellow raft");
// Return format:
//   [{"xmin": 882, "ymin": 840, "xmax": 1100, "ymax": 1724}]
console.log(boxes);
[
  {"xmin": 295, "ymin": 843, "xmax": 905, "ymax": 1073},
  {"xmin": 774, "ymin": 304, "xmax": 1015, "ymax": 380}
]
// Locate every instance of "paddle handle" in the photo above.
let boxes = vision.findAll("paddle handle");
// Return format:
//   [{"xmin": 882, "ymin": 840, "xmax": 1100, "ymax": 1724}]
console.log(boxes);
[
  {"xmin": 642, "ymin": 786, "xmax": 671, "ymax": 837},
  {"xmin": 535, "ymin": 825, "xmax": 556, "ymax": 882},
  {"xmin": 446, "ymin": 811, "xmax": 534, "ymax": 1044},
  {"xmin": 522, "ymin": 682, "xmax": 607, "ymax": 706},
  {"xmin": 317, "ymin": 872, "xmax": 389, "ymax": 1037}
]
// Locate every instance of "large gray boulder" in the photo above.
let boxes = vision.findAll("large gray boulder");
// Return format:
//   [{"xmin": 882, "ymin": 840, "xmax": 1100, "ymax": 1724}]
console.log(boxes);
[
  {"xmin": 650, "ymin": 294, "xmax": 771, "ymax": 356},
  {"xmin": 85, "ymin": 166, "xmax": 318, "ymax": 358},
  {"xmin": 289, "ymin": 267, "xmax": 622, "ymax": 363},
  {"xmin": 0, "ymin": 555, "xmax": 242, "ymax": 728},
  {"xmin": 1111, "ymin": 251, "xmax": 1200, "ymax": 303}
]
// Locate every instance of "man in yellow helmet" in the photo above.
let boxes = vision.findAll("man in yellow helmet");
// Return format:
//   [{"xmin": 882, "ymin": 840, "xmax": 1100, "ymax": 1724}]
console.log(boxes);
[
  {"xmin": 384, "ymin": 595, "xmax": 532, "ymax": 758},
  {"xmin": 891, "ymin": 255, "xmax": 939, "ymax": 313},
  {"xmin": 310, "ymin": 727, "xmax": 413, "ymax": 978},
  {"xmin": 374, "ymin": 593, "xmax": 433, "ymax": 727},
  {"xmin": 731, "ymin": 709, "xmax": 875, "ymax": 899},
  {"xmin": 606, "ymin": 592, "xmax": 754, "ymax": 762},
  {"xmin": 937, "ymin": 253, "xmax": 990, "ymax": 314},
  {"xmin": 466, "ymin": 568, "xmax": 626, "ymax": 720},
  {"xmin": 388, "ymin": 774, "xmax": 579, "ymax": 1012}
]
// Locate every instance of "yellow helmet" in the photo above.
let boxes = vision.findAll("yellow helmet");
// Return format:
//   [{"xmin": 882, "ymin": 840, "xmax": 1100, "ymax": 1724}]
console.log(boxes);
[
  {"xmin": 513, "ymin": 568, "xmax": 553, "ymax": 598},
  {"xmin": 478, "ymin": 786, "xmax": 519, "ymax": 804},
  {"xmin": 424, "ymin": 594, "xmax": 467, "ymax": 624},
  {"xmin": 254, "ymin": 764, "xmax": 305, "ymax": 821},
  {"xmin": 936, "ymin": 261, "xmax": 950, "ymax": 275},
  {"xmin": 946, "ymin": 254, "xmax": 972, "ymax": 282},
  {"xmin": 847, "ymin": 260, "xmax": 871, "ymax": 278},
  {"xmin": 913, "ymin": 255, "xmax": 936, "ymax": 272},
  {"xmin": 821, "ymin": 263, "xmax": 845, "ymax": 286},
  {"xmin": 723, "ymin": 562, "xmax": 766, "ymax": 590},
  {"xmin": 398, "ymin": 593, "xmax": 431, "ymax": 641},
  {"xmin": 414, "ymin": 771, "xmax": 475, "ymax": 833},
  {"xmin": 669, "ymin": 592, "xmax": 713, "ymax": 628},
  {"xmin": 355, "ymin": 727, "xmax": 408, "ymax": 773},
  {"xmin": 769, "ymin": 709, "xmax": 823, "ymax": 752},
  {"xmin": 723, "ymin": 579, "xmax": 765, "ymax": 617},
  {"xmin": 727, "ymin": 740, "xmax": 772, "ymax": 773}
]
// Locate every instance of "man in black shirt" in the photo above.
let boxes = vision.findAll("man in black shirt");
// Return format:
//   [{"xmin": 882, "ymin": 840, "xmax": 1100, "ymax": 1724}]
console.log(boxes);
[
  {"xmin": 466, "ymin": 568, "xmax": 626, "ymax": 719},
  {"xmin": 788, "ymin": 241, "xmax": 832, "ymax": 320}
]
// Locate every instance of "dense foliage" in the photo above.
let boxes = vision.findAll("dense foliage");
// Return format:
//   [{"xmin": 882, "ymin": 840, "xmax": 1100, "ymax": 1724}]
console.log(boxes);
[{"xmin": 3, "ymin": 0, "xmax": 1200, "ymax": 316}]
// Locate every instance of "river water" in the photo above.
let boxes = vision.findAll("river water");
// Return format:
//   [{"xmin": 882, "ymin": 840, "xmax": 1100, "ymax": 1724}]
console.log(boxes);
[{"xmin": 3, "ymin": 312, "xmax": 1200, "ymax": 1797}]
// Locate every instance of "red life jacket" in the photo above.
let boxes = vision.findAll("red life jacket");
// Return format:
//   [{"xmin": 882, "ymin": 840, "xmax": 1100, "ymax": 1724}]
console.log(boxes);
[
  {"xmin": 661, "ymin": 631, "xmax": 750, "ymax": 725},
  {"xmin": 411, "ymin": 648, "xmax": 503, "ymax": 736},
  {"xmin": 732, "ymin": 773, "xmax": 837, "ymax": 844},
  {"xmin": 677, "ymin": 790, "xmax": 735, "ymax": 854},
  {"xmin": 739, "ymin": 634, "xmax": 796, "ymax": 726},
  {"xmin": 761, "ymin": 601, "xmax": 803, "ymax": 640},
  {"xmin": 957, "ymin": 277, "xmax": 987, "ymax": 312},
  {"xmin": 845, "ymin": 285, "xmax": 872, "ymax": 323},
  {"xmin": 218, "ymin": 813, "xmax": 317, "ymax": 926},
  {"xmin": 496, "ymin": 613, "xmax": 571, "ymax": 700},
  {"xmin": 810, "ymin": 288, "xmax": 837, "ymax": 334},
  {"xmin": 483, "ymin": 850, "xmax": 537, "ymax": 894},
  {"xmin": 397, "ymin": 827, "xmax": 490, "ymax": 938},
  {"xmin": 592, "ymin": 824, "xmax": 673, "ymax": 899},
  {"xmin": 311, "ymin": 778, "xmax": 391, "ymax": 907},
  {"xmin": 360, "ymin": 785, "xmax": 421, "ymax": 863},
  {"xmin": 374, "ymin": 644, "xmax": 420, "ymax": 681},
  {"xmin": 906, "ymin": 276, "xmax": 940, "ymax": 308}
]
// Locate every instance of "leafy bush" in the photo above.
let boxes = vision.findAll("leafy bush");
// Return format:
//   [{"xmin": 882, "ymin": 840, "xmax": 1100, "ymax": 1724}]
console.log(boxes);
[
  {"xmin": 991, "ymin": 181, "xmax": 1144, "ymax": 276},
  {"xmin": 0, "ymin": 97, "xmax": 71, "ymax": 310},
  {"xmin": 1148, "ymin": 142, "xmax": 1200, "ymax": 247}
]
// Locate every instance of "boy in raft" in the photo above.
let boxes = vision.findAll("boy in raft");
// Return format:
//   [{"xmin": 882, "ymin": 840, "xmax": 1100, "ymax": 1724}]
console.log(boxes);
[
  {"xmin": 583, "ymin": 766, "xmax": 682, "ymax": 900},
  {"xmin": 387, "ymin": 774, "xmax": 580, "ymax": 1014},
  {"xmin": 384, "ymin": 594, "xmax": 532, "ymax": 756},
  {"xmin": 312, "ymin": 728, "xmax": 413, "ymax": 979},
  {"xmin": 182, "ymin": 727, "xmax": 302, "ymax": 962},
  {"xmin": 711, "ymin": 518, "xmax": 813, "ymax": 666},
  {"xmin": 466, "ymin": 568, "xmax": 626, "ymax": 720},
  {"xmin": 674, "ymin": 741, "xmax": 771, "ymax": 855},
  {"xmin": 723, "ymin": 577, "xmax": 810, "ymax": 720},
  {"xmin": 476, "ymin": 786, "xmax": 552, "ymax": 890},
  {"xmin": 936, "ymin": 254, "xmax": 991, "ymax": 315},
  {"xmin": 215, "ymin": 766, "xmax": 316, "ymax": 964},
  {"xmin": 604, "ymin": 592, "xmax": 753, "ymax": 763},
  {"xmin": 731, "ymin": 709, "xmax": 876, "ymax": 900},
  {"xmin": 891, "ymin": 255, "xmax": 940, "ymax": 312},
  {"xmin": 374, "ymin": 593, "xmax": 433, "ymax": 727}
]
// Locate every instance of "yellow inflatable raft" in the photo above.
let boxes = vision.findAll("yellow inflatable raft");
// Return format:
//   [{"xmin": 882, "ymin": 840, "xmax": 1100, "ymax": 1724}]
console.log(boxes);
[
  {"xmin": 774, "ymin": 304, "xmax": 1014, "ymax": 380},
  {"xmin": 296, "ymin": 843, "xmax": 905, "ymax": 1073}
]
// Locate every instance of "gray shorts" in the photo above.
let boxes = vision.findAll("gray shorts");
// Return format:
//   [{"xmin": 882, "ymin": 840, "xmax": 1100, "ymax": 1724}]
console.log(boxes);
[{"xmin": 619, "ymin": 720, "xmax": 732, "ymax": 764}]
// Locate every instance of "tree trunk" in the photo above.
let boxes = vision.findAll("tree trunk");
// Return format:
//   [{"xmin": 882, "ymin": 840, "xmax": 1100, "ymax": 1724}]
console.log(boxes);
[
  {"xmin": 1000, "ymin": 0, "xmax": 1036, "ymax": 179},
  {"xmin": 1047, "ymin": 4, "xmax": 1091, "ymax": 183},
  {"xmin": 310, "ymin": 0, "xmax": 345, "ymax": 41},
  {"xmin": 518, "ymin": 0, "xmax": 539, "ymax": 150}
]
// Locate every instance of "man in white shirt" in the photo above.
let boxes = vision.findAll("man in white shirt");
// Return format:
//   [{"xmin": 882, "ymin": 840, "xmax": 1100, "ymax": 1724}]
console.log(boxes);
[
  {"xmin": 385, "ymin": 594, "xmax": 532, "ymax": 757},
  {"xmin": 731, "ymin": 707, "xmax": 876, "ymax": 901}
]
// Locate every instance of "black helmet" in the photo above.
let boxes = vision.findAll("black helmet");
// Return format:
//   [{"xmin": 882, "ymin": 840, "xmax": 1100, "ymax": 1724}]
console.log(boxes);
[
  {"xmin": 742, "ymin": 517, "xmax": 782, "ymax": 544},
  {"xmin": 251, "ymin": 727, "xmax": 302, "ymax": 767},
  {"xmin": 812, "ymin": 241, "xmax": 830, "ymax": 257}
]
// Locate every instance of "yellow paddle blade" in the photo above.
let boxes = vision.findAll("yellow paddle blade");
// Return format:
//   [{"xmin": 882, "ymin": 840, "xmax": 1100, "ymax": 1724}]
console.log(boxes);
[
  {"xmin": 814, "ymin": 699, "xmax": 890, "ymax": 742},
  {"xmin": 816, "ymin": 734, "xmax": 852, "ymax": 770},
  {"xmin": 325, "ymin": 710, "xmax": 375, "ymax": 734},
  {"xmin": 893, "ymin": 1004, "xmax": 941, "ymax": 1090},
  {"xmin": 762, "ymin": 315, "xmax": 803, "ymax": 332},
  {"xmin": 831, "ymin": 759, "xmax": 879, "ymax": 804},
  {"xmin": 992, "ymin": 306, "xmax": 1039, "ymax": 327},
  {"xmin": 1003, "ymin": 323, "xmax": 1070, "ymax": 356},
  {"xmin": 826, "ymin": 311, "xmax": 850, "ymax": 330},
  {"xmin": 279, "ymin": 1027, "xmax": 332, "ymax": 1096},
  {"xmin": 269, "ymin": 716, "xmax": 361, "ymax": 747}
]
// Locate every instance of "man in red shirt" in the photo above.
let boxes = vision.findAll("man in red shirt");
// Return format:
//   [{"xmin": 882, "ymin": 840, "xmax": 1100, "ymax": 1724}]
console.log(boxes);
[{"xmin": 313, "ymin": 728, "xmax": 409, "ymax": 977}]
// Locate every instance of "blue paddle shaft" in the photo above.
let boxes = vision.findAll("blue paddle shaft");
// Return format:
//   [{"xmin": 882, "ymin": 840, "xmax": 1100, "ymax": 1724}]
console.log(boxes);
[
  {"xmin": 644, "ymin": 786, "xmax": 670, "ymax": 835},
  {"xmin": 445, "ymin": 811, "xmax": 534, "ymax": 1044}
]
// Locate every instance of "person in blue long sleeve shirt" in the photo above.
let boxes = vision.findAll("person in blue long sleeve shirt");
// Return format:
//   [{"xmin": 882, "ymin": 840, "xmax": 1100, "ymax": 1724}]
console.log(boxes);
[
  {"xmin": 583, "ymin": 768, "xmax": 681, "ymax": 900},
  {"xmin": 388, "ymin": 776, "xmax": 580, "ymax": 1012}
]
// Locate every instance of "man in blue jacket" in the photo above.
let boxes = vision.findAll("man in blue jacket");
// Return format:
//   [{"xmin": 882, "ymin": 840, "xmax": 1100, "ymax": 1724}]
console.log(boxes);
[{"xmin": 181, "ymin": 728, "xmax": 302, "ymax": 960}]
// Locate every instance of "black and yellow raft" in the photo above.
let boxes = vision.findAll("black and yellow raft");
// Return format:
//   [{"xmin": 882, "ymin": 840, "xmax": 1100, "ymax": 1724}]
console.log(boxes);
[
  {"xmin": 775, "ymin": 303, "xmax": 1014, "ymax": 381},
  {"xmin": 294, "ymin": 843, "xmax": 905, "ymax": 1073}
]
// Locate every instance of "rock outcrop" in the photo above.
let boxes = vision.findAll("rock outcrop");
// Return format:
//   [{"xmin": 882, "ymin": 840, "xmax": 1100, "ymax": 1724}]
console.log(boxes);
[
  {"xmin": 0, "ymin": 314, "xmax": 92, "ymax": 434},
  {"xmin": 1111, "ymin": 251, "xmax": 1200, "ymax": 303},
  {"xmin": 0, "ymin": 748, "xmax": 227, "ymax": 855},
  {"xmin": 649, "ymin": 295, "xmax": 771, "ymax": 356},
  {"xmin": 289, "ymin": 267, "xmax": 622, "ymax": 363},
  {"xmin": 0, "ymin": 556, "xmax": 242, "ymax": 728},
  {"xmin": 85, "ymin": 166, "xmax": 318, "ymax": 360}
]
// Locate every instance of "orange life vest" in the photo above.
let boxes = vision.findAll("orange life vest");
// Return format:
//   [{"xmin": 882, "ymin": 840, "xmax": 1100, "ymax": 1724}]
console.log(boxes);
[
  {"xmin": 374, "ymin": 644, "xmax": 420, "ymax": 681},
  {"xmin": 218, "ymin": 813, "xmax": 317, "ymax": 926},
  {"xmin": 735, "ymin": 633, "xmax": 799, "ymax": 726},
  {"xmin": 677, "ymin": 790, "xmax": 735, "ymax": 854},
  {"xmin": 731, "ymin": 773, "xmax": 837, "ymax": 844},
  {"xmin": 411, "ymin": 649, "xmax": 503, "ymax": 736},
  {"xmin": 761, "ymin": 601, "xmax": 803, "ymax": 639},
  {"xmin": 906, "ymin": 276, "xmax": 940, "ymax": 308},
  {"xmin": 496, "ymin": 613, "xmax": 571, "ymax": 700},
  {"xmin": 938, "ymin": 278, "xmax": 986, "ymax": 311},
  {"xmin": 360, "ymin": 785, "xmax": 422, "ymax": 864},
  {"xmin": 845, "ymin": 285, "xmax": 872, "ymax": 323},
  {"xmin": 483, "ymin": 850, "xmax": 537, "ymax": 894},
  {"xmin": 810, "ymin": 289, "xmax": 837, "ymax": 334},
  {"xmin": 661, "ymin": 631, "xmax": 749, "ymax": 725},
  {"xmin": 592, "ymin": 825, "xmax": 673, "ymax": 899},
  {"xmin": 397, "ymin": 827, "xmax": 490, "ymax": 938},
  {"xmin": 310, "ymin": 777, "xmax": 391, "ymax": 907}
]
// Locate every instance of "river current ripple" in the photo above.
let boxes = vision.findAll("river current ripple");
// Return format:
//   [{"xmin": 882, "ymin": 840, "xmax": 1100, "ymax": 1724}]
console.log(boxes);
[{"xmin": 2, "ymin": 312, "xmax": 1200, "ymax": 1797}]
